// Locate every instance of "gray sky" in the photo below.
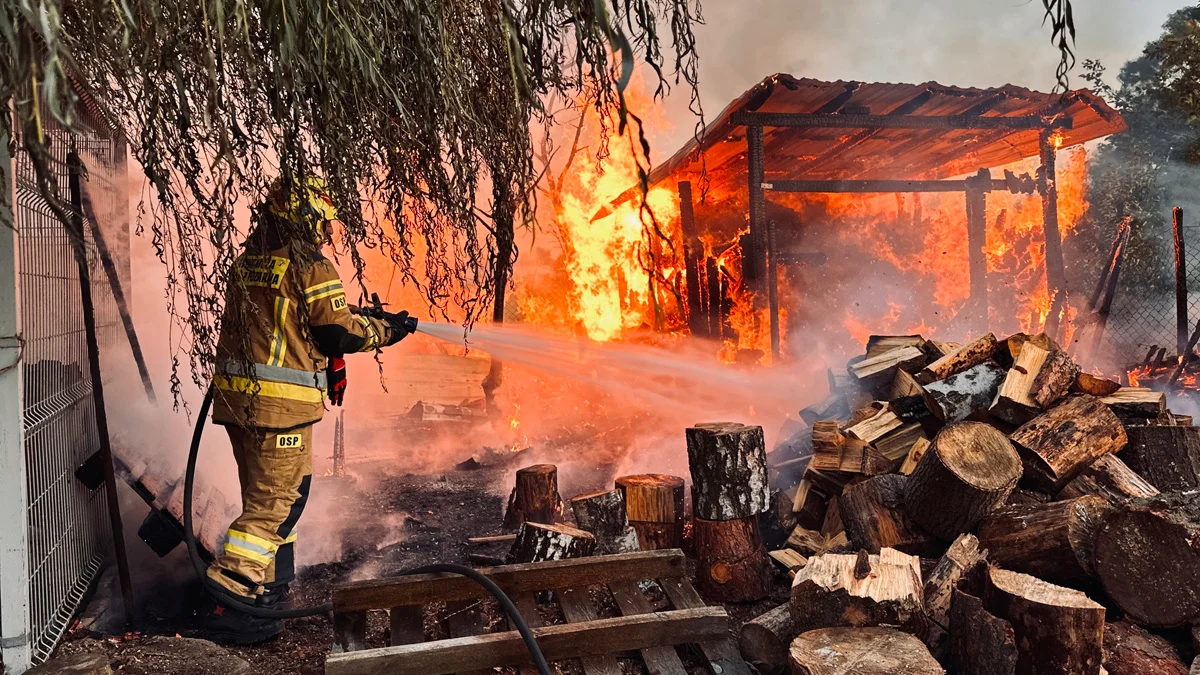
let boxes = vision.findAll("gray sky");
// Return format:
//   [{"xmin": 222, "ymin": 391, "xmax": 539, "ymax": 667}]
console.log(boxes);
[{"xmin": 650, "ymin": 0, "xmax": 1192, "ymax": 150}]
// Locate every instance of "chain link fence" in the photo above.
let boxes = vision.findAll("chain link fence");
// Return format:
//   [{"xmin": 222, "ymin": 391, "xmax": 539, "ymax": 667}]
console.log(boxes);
[{"xmin": 1106, "ymin": 221, "xmax": 1200, "ymax": 360}]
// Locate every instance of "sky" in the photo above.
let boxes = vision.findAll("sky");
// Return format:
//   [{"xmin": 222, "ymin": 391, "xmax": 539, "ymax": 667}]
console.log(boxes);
[{"xmin": 648, "ymin": 0, "xmax": 1192, "ymax": 153}]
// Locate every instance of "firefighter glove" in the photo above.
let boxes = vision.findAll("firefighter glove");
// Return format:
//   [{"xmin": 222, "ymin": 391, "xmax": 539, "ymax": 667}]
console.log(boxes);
[
  {"xmin": 327, "ymin": 356, "xmax": 347, "ymax": 405},
  {"xmin": 382, "ymin": 310, "xmax": 417, "ymax": 346}
]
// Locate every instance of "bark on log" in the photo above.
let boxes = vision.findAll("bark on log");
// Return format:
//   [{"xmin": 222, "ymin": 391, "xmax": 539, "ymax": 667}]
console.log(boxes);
[
  {"xmin": 791, "ymin": 478, "xmax": 830, "ymax": 531},
  {"xmin": 984, "ymin": 566, "xmax": 1106, "ymax": 675},
  {"xmin": 800, "ymin": 393, "xmax": 850, "ymax": 426},
  {"xmin": 1010, "ymin": 395, "xmax": 1128, "ymax": 492},
  {"xmin": 1103, "ymin": 387, "xmax": 1167, "ymax": 418},
  {"xmin": 686, "ymin": 423, "xmax": 771, "ymax": 520},
  {"xmin": 503, "ymin": 464, "xmax": 562, "ymax": 531},
  {"xmin": 1122, "ymin": 426, "xmax": 1200, "ymax": 491},
  {"xmin": 789, "ymin": 548, "xmax": 925, "ymax": 634},
  {"xmin": 991, "ymin": 343, "xmax": 1079, "ymax": 425},
  {"xmin": 839, "ymin": 474, "xmax": 937, "ymax": 555},
  {"xmin": 739, "ymin": 603, "xmax": 798, "ymax": 671},
  {"xmin": 569, "ymin": 489, "xmax": 639, "ymax": 555},
  {"xmin": 616, "ymin": 474, "xmax": 685, "ymax": 550},
  {"xmin": 904, "ymin": 422, "xmax": 1022, "ymax": 539},
  {"xmin": 899, "ymin": 437, "xmax": 931, "ymax": 475},
  {"xmin": 923, "ymin": 362, "xmax": 1005, "ymax": 423},
  {"xmin": 950, "ymin": 584, "xmax": 1018, "ymax": 675},
  {"xmin": 789, "ymin": 627, "xmax": 944, "ymax": 675},
  {"xmin": 1095, "ymin": 491, "xmax": 1200, "ymax": 627},
  {"xmin": 866, "ymin": 335, "xmax": 926, "ymax": 359},
  {"xmin": 1057, "ymin": 453, "xmax": 1159, "ymax": 502},
  {"xmin": 975, "ymin": 495, "xmax": 1108, "ymax": 584},
  {"xmin": 506, "ymin": 522, "xmax": 596, "ymax": 563},
  {"xmin": 1075, "ymin": 372, "xmax": 1123, "ymax": 397},
  {"xmin": 693, "ymin": 516, "xmax": 772, "ymax": 603},
  {"xmin": 850, "ymin": 346, "xmax": 927, "ymax": 387},
  {"xmin": 923, "ymin": 534, "xmax": 987, "ymax": 638},
  {"xmin": 1102, "ymin": 620, "xmax": 1189, "ymax": 675},
  {"xmin": 917, "ymin": 332, "xmax": 998, "ymax": 385}
]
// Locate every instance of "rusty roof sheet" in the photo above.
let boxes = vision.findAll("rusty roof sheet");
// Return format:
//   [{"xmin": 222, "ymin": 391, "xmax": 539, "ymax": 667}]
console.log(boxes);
[{"xmin": 627, "ymin": 74, "xmax": 1125, "ymax": 204}]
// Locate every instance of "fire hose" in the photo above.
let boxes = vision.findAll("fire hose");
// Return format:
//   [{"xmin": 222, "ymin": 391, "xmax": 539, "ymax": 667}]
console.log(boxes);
[{"xmin": 183, "ymin": 385, "xmax": 553, "ymax": 675}]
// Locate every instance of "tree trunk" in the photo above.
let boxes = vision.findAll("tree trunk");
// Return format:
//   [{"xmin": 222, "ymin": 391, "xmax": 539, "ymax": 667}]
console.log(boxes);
[
  {"xmin": 903, "ymin": 422, "xmax": 1022, "ymax": 539},
  {"xmin": 984, "ymin": 566, "xmax": 1106, "ymax": 675},
  {"xmin": 686, "ymin": 423, "xmax": 771, "ymax": 520},
  {"xmin": 569, "ymin": 489, "xmax": 639, "ymax": 555},
  {"xmin": 838, "ymin": 474, "xmax": 937, "ymax": 555},
  {"xmin": 950, "ymin": 585, "xmax": 1018, "ymax": 675},
  {"xmin": 975, "ymin": 495, "xmax": 1108, "ymax": 584},
  {"xmin": 506, "ymin": 522, "xmax": 596, "ymax": 563},
  {"xmin": 615, "ymin": 474, "xmax": 685, "ymax": 550},
  {"xmin": 503, "ymin": 464, "xmax": 562, "ymax": 531},
  {"xmin": 1122, "ymin": 426, "xmax": 1200, "ymax": 491},
  {"xmin": 739, "ymin": 603, "xmax": 798, "ymax": 671},
  {"xmin": 1102, "ymin": 620, "xmax": 1189, "ymax": 675},
  {"xmin": 916, "ymin": 332, "xmax": 998, "ymax": 384},
  {"xmin": 1056, "ymin": 453, "xmax": 1159, "ymax": 502},
  {"xmin": 922, "ymin": 362, "xmax": 1005, "ymax": 423},
  {"xmin": 789, "ymin": 627, "xmax": 944, "ymax": 675},
  {"xmin": 693, "ymin": 516, "xmax": 771, "ymax": 603},
  {"xmin": 1010, "ymin": 394, "xmax": 1128, "ymax": 492},
  {"xmin": 1095, "ymin": 491, "xmax": 1200, "ymax": 627},
  {"xmin": 790, "ymin": 549, "xmax": 925, "ymax": 635}
]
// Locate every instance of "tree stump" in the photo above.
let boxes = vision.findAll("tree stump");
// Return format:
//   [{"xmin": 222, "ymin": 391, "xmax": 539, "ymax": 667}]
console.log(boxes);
[
  {"xmin": 739, "ymin": 602, "xmax": 798, "ymax": 671},
  {"xmin": 686, "ymin": 422, "xmax": 771, "ymax": 521},
  {"xmin": 922, "ymin": 361, "xmax": 1005, "ymax": 423},
  {"xmin": 789, "ymin": 627, "xmax": 944, "ymax": 675},
  {"xmin": 790, "ymin": 548, "xmax": 925, "ymax": 634},
  {"xmin": 1103, "ymin": 620, "xmax": 1189, "ymax": 675},
  {"xmin": 984, "ymin": 566, "xmax": 1105, "ymax": 675},
  {"xmin": 568, "ymin": 489, "xmax": 639, "ymax": 554},
  {"xmin": 615, "ymin": 474, "xmax": 685, "ymax": 550},
  {"xmin": 693, "ymin": 516, "xmax": 771, "ymax": 602},
  {"xmin": 1057, "ymin": 453, "xmax": 1159, "ymax": 502},
  {"xmin": 506, "ymin": 522, "xmax": 596, "ymax": 564},
  {"xmin": 1122, "ymin": 426, "xmax": 1200, "ymax": 491},
  {"xmin": 975, "ymin": 495, "xmax": 1108, "ymax": 584},
  {"xmin": 903, "ymin": 422, "xmax": 1022, "ymax": 540},
  {"xmin": 1010, "ymin": 394, "xmax": 1128, "ymax": 492},
  {"xmin": 838, "ymin": 474, "xmax": 937, "ymax": 555},
  {"xmin": 923, "ymin": 534, "xmax": 987, "ymax": 642},
  {"xmin": 503, "ymin": 464, "xmax": 562, "ymax": 531},
  {"xmin": 1095, "ymin": 491, "xmax": 1200, "ymax": 627}
]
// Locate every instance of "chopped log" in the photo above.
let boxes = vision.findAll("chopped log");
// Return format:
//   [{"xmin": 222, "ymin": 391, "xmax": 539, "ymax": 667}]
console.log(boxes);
[
  {"xmin": 686, "ymin": 423, "xmax": 771, "ymax": 520},
  {"xmin": 1122, "ymin": 426, "xmax": 1200, "ymax": 491},
  {"xmin": 790, "ymin": 478, "xmax": 829, "ymax": 530},
  {"xmin": 900, "ymin": 437, "xmax": 931, "ymax": 475},
  {"xmin": 850, "ymin": 346, "xmax": 927, "ymax": 386},
  {"xmin": 845, "ymin": 407, "xmax": 903, "ymax": 444},
  {"xmin": 787, "ymin": 526, "xmax": 828, "ymax": 556},
  {"xmin": 789, "ymin": 548, "xmax": 925, "ymax": 634},
  {"xmin": 615, "ymin": 474, "xmax": 685, "ymax": 550},
  {"xmin": 506, "ymin": 522, "xmax": 596, "ymax": 563},
  {"xmin": 804, "ymin": 468, "xmax": 854, "ymax": 497},
  {"xmin": 827, "ymin": 367, "xmax": 856, "ymax": 393},
  {"xmin": 904, "ymin": 422, "xmax": 1022, "ymax": 539},
  {"xmin": 839, "ymin": 475, "xmax": 937, "ymax": 555},
  {"xmin": 800, "ymin": 393, "xmax": 850, "ymax": 426},
  {"xmin": 847, "ymin": 401, "xmax": 885, "ymax": 427},
  {"xmin": 975, "ymin": 495, "xmax": 1108, "ymax": 584},
  {"xmin": 917, "ymin": 332, "xmax": 998, "ymax": 384},
  {"xmin": 809, "ymin": 421, "xmax": 847, "ymax": 472},
  {"xmin": 1102, "ymin": 620, "xmax": 1189, "ymax": 675},
  {"xmin": 810, "ymin": 427, "xmax": 893, "ymax": 475},
  {"xmin": 874, "ymin": 424, "xmax": 926, "ymax": 463},
  {"xmin": 768, "ymin": 548, "xmax": 807, "ymax": 572},
  {"xmin": 789, "ymin": 627, "xmax": 944, "ymax": 675},
  {"xmin": 503, "ymin": 464, "xmax": 562, "ymax": 531},
  {"xmin": 1031, "ymin": 349, "xmax": 1081, "ymax": 407},
  {"xmin": 1095, "ymin": 491, "xmax": 1200, "ymax": 626},
  {"xmin": 1103, "ymin": 387, "xmax": 1168, "ymax": 418},
  {"xmin": 1076, "ymin": 372, "xmax": 1123, "ymax": 397},
  {"xmin": 984, "ymin": 566, "xmax": 1105, "ymax": 675},
  {"xmin": 1002, "ymin": 331, "xmax": 1059, "ymax": 363},
  {"xmin": 866, "ymin": 335, "xmax": 926, "ymax": 359},
  {"xmin": 889, "ymin": 368, "xmax": 926, "ymax": 400},
  {"xmin": 991, "ymin": 343, "xmax": 1079, "ymax": 424},
  {"xmin": 1006, "ymin": 487, "xmax": 1053, "ymax": 506},
  {"xmin": 1010, "ymin": 394, "xmax": 1128, "ymax": 492},
  {"xmin": 923, "ymin": 361, "xmax": 1005, "ymax": 422},
  {"xmin": 739, "ymin": 603, "xmax": 799, "ymax": 671},
  {"xmin": 692, "ymin": 516, "xmax": 772, "ymax": 603},
  {"xmin": 1057, "ymin": 454, "xmax": 1159, "ymax": 502},
  {"xmin": 569, "ymin": 489, "xmax": 639, "ymax": 555},
  {"xmin": 820, "ymin": 498, "xmax": 843, "ymax": 537},
  {"xmin": 761, "ymin": 489, "xmax": 798, "ymax": 550},
  {"xmin": 950, "ymin": 584, "xmax": 1018, "ymax": 675},
  {"xmin": 923, "ymin": 534, "xmax": 987, "ymax": 638}
]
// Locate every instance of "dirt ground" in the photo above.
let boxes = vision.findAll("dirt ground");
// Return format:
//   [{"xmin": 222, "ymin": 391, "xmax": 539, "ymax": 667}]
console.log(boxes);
[{"xmin": 57, "ymin": 461, "xmax": 790, "ymax": 675}]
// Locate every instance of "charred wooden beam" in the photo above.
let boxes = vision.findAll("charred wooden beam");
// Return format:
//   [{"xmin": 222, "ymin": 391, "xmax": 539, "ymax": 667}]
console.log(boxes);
[
  {"xmin": 731, "ymin": 111, "xmax": 1072, "ymax": 130},
  {"xmin": 1177, "ymin": 208, "xmax": 1190, "ymax": 357},
  {"xmin": 679, "ymin": 181, "xmax": 706, "ymax": 338},
  {"xmin": 764, "ymin": 178, "xmax": 1015, "ymax": 194},
  {"xmin": 966, "ymin": 169, "xmax": 990, "ymax": 332},
  {"xmin": 1039, "ymin": 128, "xmax": 1069, "ymax": 341},
  {"xmin": 746, "ymin": 125, "xmax": 767, "ymax": 295}
]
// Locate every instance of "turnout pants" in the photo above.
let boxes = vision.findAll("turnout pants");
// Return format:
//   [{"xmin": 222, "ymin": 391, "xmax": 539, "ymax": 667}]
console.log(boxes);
[{"xmin": 207, "ymin": 424, "xmax": 313, "ymax": 599}]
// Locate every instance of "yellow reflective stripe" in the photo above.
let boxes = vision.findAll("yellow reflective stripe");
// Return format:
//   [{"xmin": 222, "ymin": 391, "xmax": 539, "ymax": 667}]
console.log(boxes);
[
  {"xmin": 356, "ymin": 315, "xmax": 379, "ymax": 351},
  {"xmin": 303, "ymin": 279, "xmax": 342, "ymax": 302},
  {"xmin": 214, "ymin": 375, "xmax": 325, "ymax": 403},
  {"xmin": 282, "ymin": 531, "xmax": 298, "ymax": 545},
  {"xmin": 308, "ymin": 288, "xmax": 344, "ymax": 303},
  {"xmin": 268, "ymin": 297, "xmax": 290, "ymax": 367},
  {"xmin": 225, "ymin": 530, "xmax": 277, "ymax": 565}
]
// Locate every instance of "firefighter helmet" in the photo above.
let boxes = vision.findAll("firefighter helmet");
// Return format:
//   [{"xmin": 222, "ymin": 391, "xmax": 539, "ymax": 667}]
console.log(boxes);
[{"xmin": 266, "ymin": 175, "xmax": 338, "ymax": 240}]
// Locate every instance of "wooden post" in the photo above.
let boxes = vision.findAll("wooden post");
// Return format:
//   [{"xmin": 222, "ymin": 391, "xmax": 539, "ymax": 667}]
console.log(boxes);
[
  {"xmin": 679, "ymin": 181, "xmax": 706, "ymax": 338},
  {"xmin": 706, "ymin": 256, "xmax": 722, "ymax": 339},
  {"xmin": 767, "ymin": 218, "xmax": 781, "ymax": 359},
  {"xmin": 1177, "ymin": 207, "xmax": 1189, "ymax": 357},
  {"xmin": 746, "ymin": 125, "xmax": 766, "ymax": 295},
  {"xmin": 1039, "ymin": 128, "xmax": 1068, "ymax": 341},
  {"xmin": 966, "ymin": 169, "xmax": 990, "ymax": 332}
]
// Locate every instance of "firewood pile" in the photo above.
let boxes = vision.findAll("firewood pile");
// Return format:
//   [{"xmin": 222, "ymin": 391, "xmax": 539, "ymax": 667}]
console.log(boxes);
[{"xmin": 754, "ymin": 331, "xmax": 1200, "ymax": 674}]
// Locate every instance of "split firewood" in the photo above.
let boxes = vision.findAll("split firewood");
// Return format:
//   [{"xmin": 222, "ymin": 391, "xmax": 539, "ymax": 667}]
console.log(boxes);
[
  {"xmin": 768, "ymin": 548, "xmax": 807, "ymax": 573},
  {"xmin": 503, "ymin": 464, "xmax": 563, "ymax": 531},
  {"xmin": 846, "ymin": 407, "xmax": 903, "ymax": 443},
  {"xmin": 899, "ymin": 437, "xmax": 931, "ymax": 475},
  {"xmin": 1006, "ymin": 487, "xmax": 1053, "ymax": 506},
  {"xmin": 693, "ymin": 516, "xmax": 772, "ymax": 602},
  {"xmin": 787, "ymin": 526, "xmax": 829, "ymax": 556},
  {"xmin": 975, "ymin": 495, "xmax": 1108, "ymax": 584},
  {"xmin": 568, "ymin": 489, "xmax": 639, "ymax": 554},
  {"xmin": 1122, "ymin": 426, "xmax": 1200, "ymax": 491},
  {"xmin": 904, "ymin": 422, "xmax": 1022, "ymax": 539},
  {"xmin": 847, "ymin": 401, "xmax": 885, "ymax": 427},
  {"xmin": 827, "ymin": 367, "xmax": 856, "ymax": 393},
  {"xmin": 1010, "ymin": 394, "xmax": 1128, "ymax": 492},
  {"xmin": 839, "ymin": 474, "xmax": 937, "ymax": 555},
  {"xmin": 916, "ymin": 332, "xmax": 998, "ymax": 385},
  {"xmin": 991, "ymin": 343, "xmax": 1079, "ymax": 424},
  {"xmin": 762, "ymin": 489, "xmax": 798, "ymax": 550},
  {"xmin": 926, "ymin": 340, "xmax": 960, "ymax": 358},
  {"xmin": 923, "ymin": 534, "xmax": 987, "ymax": 641},
  {"xmin": 866, "ymin": 334, "xmax": 926, "ymax": 359},
  {"xmin": 874, "ymin": 424, "xmax": 926, "ymax": 464},
  {"xmin": 1075, "ymin": 372, "xmax": 1123, "ymax": 397},
  {"xmin": 1095, "ymin": 491, "xmax": 1200, "ymax": 627},
  {"xmin": 888, "ymin": 367, "xmax": 926, "ymax": 400},
  {"xmin": 950, "ymin": 573, "xmax": 1018, "ymax": 675},
  {"xmin": 789, "ymin": 627, "xmax": 944, "ymax": 675},
  {"xmin": 740, "ymin": 602, "xmax": 800, "ymax": 671},
  {"xmin": 800, "ymin": 392, "xmax": 850, "ymax": 426},
  {"xmin": 1002, "ymin": 331, "xmax": 1059, "ymax": 362},
  {"xmin": 810, "ymin": 423, "xmax": 893, "ymax": 475},
  {"xmin": 506, "ymin": 521, "xmax": 596, "ymax": 563},
  {"xmin": 790, "ymin": 478, "xmax": 830, "ymax": 530},
  {"xmin": 923, "ymin": 361, "xmax": 1005, "ymax": 422},
  {"xmin": 686, "ymin": 422, "xmax": 771, "ymax": 521},
  {"xmin": 1102, "ymin": 620, "xmax": 1189, "ymax": 675},
  {"xmin": 790, "ymin": 548, "xmax": 925, "ymax": 635},
  {"xmin": 820, "ymin": 498, "xmax": 843, "ymax": 537},
  {"xmin": 1103, "ymin": 387, "xmax": 1168, "ymax": 418},
  {"xmin": 615, "ymin": 474, "xmax": 685, "ymax": 550},
  {"xmin": 984, "ymin": 566, "xmax": 1105, "ymax": 675},
  {"xmin": 804, "ymin": 468, "xmax": 854, "ymax": 496},
  {"xmin": 849, "ymin": 345, "xmax": 927, "ymax": 387},
  {"xmin": 1057, "ymin": 453, "xmax": 1159, "ymax": 502}
]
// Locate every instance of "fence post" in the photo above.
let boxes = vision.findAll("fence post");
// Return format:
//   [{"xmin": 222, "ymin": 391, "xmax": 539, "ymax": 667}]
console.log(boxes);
[
  {"xmin": 0, "ymin": 126, "xmax": 32, "ymax": 674},
  {"xmin": 1174, "ymin": 208, "xmax": 1188, "ymax": 358}
]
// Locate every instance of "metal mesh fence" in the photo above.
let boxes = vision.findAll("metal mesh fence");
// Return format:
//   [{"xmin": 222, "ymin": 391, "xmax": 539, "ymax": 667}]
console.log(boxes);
[{"xmin": 1106, "ymin": 222, "xmax": 1200, "ymax": 359}]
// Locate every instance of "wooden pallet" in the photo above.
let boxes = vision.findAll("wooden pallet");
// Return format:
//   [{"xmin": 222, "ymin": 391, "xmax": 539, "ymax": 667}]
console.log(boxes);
[{"xmin": 325, "ymin": 550, "xmax": 753, "ymax": 675}]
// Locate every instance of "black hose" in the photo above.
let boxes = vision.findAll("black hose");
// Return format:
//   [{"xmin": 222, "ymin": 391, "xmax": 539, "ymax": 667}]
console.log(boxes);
[{"xmin": 184, "ymin": 386, "xmax": 552, "ymax": 675}]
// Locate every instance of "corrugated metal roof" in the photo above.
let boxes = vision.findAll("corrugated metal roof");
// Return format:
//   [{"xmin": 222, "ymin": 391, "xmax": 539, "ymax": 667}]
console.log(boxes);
[{"xmin": 624, "ymin": 74, "xmax": 1125, "ymax": 204}]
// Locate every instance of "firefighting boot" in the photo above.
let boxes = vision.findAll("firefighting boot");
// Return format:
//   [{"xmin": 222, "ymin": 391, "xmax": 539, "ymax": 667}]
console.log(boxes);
[
  {"xmin": 199, "ymin": 594, "xmax": 284, "ymax": 646},
  {"xmin": 259, "ymin": 582, "xmax": 292, "ymax": 611}
]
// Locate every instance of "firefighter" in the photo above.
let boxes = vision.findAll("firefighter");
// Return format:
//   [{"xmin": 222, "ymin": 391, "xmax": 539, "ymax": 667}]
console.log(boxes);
[{"xmin": 201, "ymin": 175, "xmax": 414, "ymax": 644}]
